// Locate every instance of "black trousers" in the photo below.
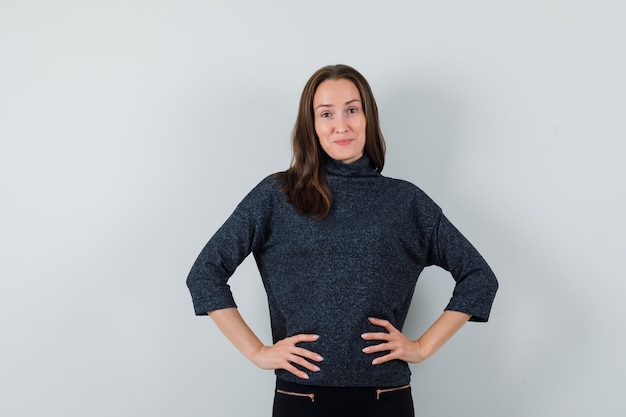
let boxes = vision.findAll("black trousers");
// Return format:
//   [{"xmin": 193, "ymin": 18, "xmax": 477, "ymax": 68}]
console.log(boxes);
[{"xmin": 272, "ymin": 379, "xmax": 415, "ymax": 417}]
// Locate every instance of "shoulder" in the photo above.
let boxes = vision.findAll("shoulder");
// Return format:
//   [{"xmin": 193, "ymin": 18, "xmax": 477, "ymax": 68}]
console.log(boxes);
[
  {"xmin": 378, "ymin": 175, "xmax": 443, "ymax": 218},
  {"xmin": 249, "ymin": 173, "xmax": 283, "ymax": 194},
  {"xmin": 380, "ymin": 175, "xmax": 439, "ymax": 202},
  {"xmin": 236, "ymin": 174, "xmax": 284, "ymax": 210},
  {"xmin": 379, "ymin": 175, "xmax": 422, "ymax": 192}
]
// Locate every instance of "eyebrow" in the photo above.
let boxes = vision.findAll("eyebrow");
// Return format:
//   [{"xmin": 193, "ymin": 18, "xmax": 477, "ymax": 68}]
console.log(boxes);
[{"xmin": 314, "ymin": 99, "xmax": 361, "ymax": 111}]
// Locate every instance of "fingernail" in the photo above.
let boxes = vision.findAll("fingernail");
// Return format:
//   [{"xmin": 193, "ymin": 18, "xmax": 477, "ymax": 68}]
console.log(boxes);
[
  {"xmin": 362, "ymin": 347, "xmax": 370, "ymax": 353},
  {"xmin": 317, "ymin": 355, "xmax": 324, "ymax": 361},
  {"xmin": 313, "ymin": 365, "xmax": 320, "ymax": 372},
  {"xmin": 361, "ymin": 333, "xmax": 367, "ymax": 339},
  {"xmin": 312, "ymin": 335, "xmax": 320, "ymax": 340},
  {"xmin": 302, "ymin": 373, "xmax": 309, "ymax": 379}
]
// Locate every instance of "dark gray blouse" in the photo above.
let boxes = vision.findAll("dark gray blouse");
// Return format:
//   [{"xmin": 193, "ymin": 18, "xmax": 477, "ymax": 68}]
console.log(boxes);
[{"xmin": 187, "ymin": 154, "xmax": 498, "ymax": 387}]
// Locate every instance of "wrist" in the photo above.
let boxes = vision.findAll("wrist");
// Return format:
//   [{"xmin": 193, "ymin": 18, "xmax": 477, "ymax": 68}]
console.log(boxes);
[
  {"xmin": 244, "ymin": 343, "xmax": 266, "ymax": 362},
  {"xmin": 414, "ymin": 339, "xmax": 432, "ymax": 361},
  {"xmin": 413, "ymin": 339, "xmax": 432, "ymax": 363}
]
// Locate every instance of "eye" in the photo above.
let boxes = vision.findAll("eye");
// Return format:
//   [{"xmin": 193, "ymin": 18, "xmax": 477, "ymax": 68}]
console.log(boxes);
[
  {"xmin": 347, "ymin": 107, "xmax": 358, "ymax": 114},
  {"xmin": 320, "ymin": 111, "xmax": 332, "ymax": 118}
]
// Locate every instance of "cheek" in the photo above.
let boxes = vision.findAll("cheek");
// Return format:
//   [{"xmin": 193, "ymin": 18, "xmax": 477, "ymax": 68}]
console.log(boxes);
[
  {"xmin": 314, "ymin": 122, "xmax": 329, "ymax": 140},
  {"xmin": 358, "ymin": 119, "xmax": 367, "ymax": 138}
]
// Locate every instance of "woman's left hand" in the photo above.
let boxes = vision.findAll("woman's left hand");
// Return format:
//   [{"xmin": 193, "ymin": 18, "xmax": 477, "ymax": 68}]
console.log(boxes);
[
  {"xmin": 360, "ymin": 317, "xmax": 427, "ymax": 365},
  {"xmin": 361, "ymin": 311, "xmax": 472, "ymax": 365}
]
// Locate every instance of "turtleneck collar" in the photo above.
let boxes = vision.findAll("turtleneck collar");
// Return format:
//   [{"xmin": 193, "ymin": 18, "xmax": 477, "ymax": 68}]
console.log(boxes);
[{"xmin": 324, "ymin": 153, "xmax": 380, "ymax": 178}]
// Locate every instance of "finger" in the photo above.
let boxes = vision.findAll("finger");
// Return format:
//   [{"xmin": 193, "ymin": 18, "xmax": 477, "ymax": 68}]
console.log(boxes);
[
  {"xmin": 370, "ymin": 352, "xmax": 396, "ymax": 365},
  {"xmin": 361, "ymin": 331, "xmax": 392, "ymax": 341},
  {"xmin": 361, "ymin": 341, "xmax": 393, "ymax": 354},
  {"xmin": 368, "ymin": 317, "xmax": 397, "ymax": 332},
  {"xmin": 292, "ymin": 346, "xmax": 324, "ymax": 362},
  {"xmin": 288, "ymin": 333, "xmax": 320, "ymax": 344},
  {"xmin": 368, "ymin": 317, "xmax": 389, "ymax": 326},
  {"xmin": 288, "ymin": 354, "xmax": 321, "ymax": 373},
  {"xmin": 284, "ymin": 363, "xmax": 311, "ymax": 380}
]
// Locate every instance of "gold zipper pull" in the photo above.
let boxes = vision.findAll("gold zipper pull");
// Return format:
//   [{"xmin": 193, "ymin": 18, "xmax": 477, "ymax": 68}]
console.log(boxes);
[
  {"xmin": 276, "ymin": 389, "xmax": 315, "ymax": 403},
  {"xmin": 376, "ymin": 384, "xmax": 410, "ymax": 400}
]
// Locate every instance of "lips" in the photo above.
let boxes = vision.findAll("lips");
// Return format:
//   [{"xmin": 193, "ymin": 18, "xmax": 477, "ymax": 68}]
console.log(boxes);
[{"xmin": 334, "ymin": 139, "xmax": 353, "ymax": 146}]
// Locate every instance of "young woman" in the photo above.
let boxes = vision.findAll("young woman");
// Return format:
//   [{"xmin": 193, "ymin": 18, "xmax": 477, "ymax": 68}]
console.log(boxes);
[{"xmin": 186, "ymin": 64, "xmax": 498, "ymax": 417}]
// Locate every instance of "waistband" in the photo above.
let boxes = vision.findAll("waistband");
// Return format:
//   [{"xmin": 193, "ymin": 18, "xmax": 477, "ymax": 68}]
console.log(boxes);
[{"xmin": 275, "ymin": 378, "xmax": 411, "ymax": 401}]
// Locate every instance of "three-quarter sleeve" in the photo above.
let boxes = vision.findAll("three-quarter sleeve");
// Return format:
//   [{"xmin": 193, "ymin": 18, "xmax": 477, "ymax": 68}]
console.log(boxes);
[
  {"xmin": 186, "ymin": 179, "xmax": 272, "ymax": 315},
  {"xmin": 431, "ymin": 213, "xmax": 498, "ymax": 322}
]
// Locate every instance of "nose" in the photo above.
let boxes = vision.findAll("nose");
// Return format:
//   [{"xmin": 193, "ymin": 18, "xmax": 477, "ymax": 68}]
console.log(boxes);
[{"xmin": 335, "ymin": 114, "xmax": 349, "ymax": 133}]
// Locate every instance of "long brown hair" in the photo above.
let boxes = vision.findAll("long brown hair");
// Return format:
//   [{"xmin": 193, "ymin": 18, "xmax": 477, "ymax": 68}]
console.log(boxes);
[{"xmin": 276, "ymin": 64, "xmax": 386, "ymax": 220}]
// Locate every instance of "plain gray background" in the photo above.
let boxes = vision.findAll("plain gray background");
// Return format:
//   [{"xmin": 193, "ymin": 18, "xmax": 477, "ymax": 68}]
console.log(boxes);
[{"xmin": 1, "ymin": 1, "xmax": 624, "ymax": 416}]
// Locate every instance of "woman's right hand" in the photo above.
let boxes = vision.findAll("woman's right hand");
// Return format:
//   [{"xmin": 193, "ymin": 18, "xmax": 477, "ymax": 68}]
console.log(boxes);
[
  {"xmin": 208, "ymin": 308, "xmax": 322, "ymax": 380},
  {"xmin": 249, "ymin": 334, "xmax": 323, "ymax": 380}
]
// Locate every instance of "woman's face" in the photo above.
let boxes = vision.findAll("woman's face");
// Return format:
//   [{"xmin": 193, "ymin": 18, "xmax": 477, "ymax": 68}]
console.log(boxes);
[{"xmin": 313, "ymin": 78, "xmax": 366, "ymax": 164}]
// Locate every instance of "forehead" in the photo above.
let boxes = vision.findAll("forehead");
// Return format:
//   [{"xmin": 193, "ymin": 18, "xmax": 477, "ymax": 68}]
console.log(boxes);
[{"xmin": 313, "ymin": 78, "xmax": 361, "ymax": 105}]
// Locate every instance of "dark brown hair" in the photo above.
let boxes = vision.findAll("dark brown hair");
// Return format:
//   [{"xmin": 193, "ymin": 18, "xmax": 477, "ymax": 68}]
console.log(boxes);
[{"xmin": 276, "ymin": 64, "xmax": 386, "ymax": 220}]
